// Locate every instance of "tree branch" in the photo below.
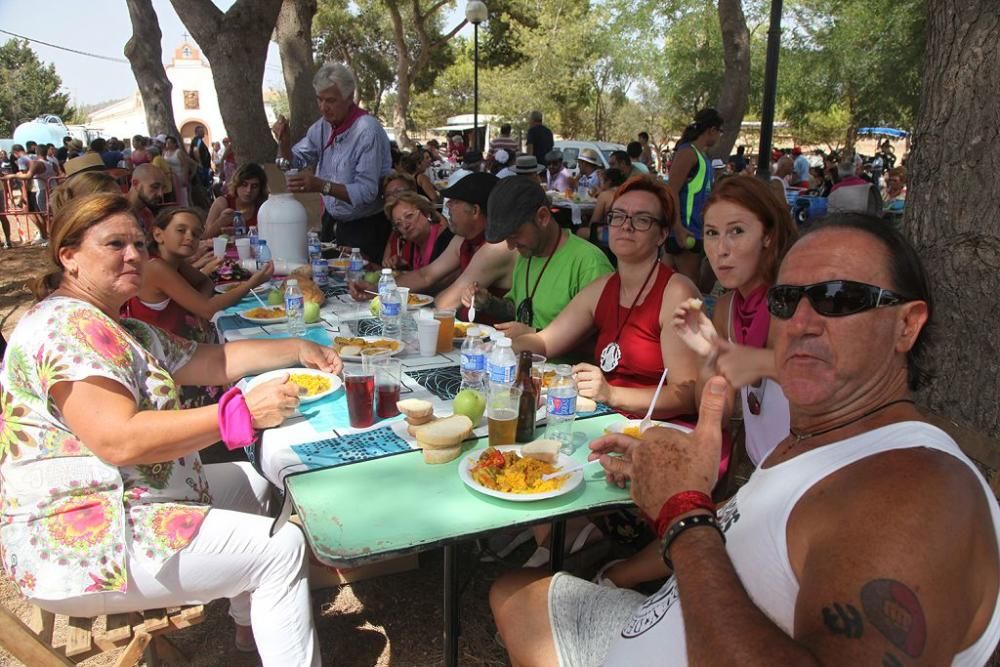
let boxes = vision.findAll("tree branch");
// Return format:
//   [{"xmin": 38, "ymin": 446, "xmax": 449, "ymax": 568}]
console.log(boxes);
[
  {"xmin": 431, "ymin": 20, "xmax": 468, "ymax": 50},
  {"xmin": 167, "ymin": 0, "xmax": 225, "ymax": 40}
]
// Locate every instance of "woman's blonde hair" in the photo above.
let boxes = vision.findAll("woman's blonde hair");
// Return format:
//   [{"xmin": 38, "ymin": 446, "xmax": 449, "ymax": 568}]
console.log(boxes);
[
  {"xmin": 384, "ymin": 191, "xmax": 438, "ymax": 221},
  {"xmin": 30, "ymin": 193, "xmax": 137, "ymax": 301},
  {"xmin": 49, "ymin": 171, "xmax": 120, "ymax": 214}
]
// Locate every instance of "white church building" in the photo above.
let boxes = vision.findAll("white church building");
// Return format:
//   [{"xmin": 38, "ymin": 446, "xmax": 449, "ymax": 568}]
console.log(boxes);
[{"xmin": 87, "ymin": 40, "xmax": 277, "ymax": 148}]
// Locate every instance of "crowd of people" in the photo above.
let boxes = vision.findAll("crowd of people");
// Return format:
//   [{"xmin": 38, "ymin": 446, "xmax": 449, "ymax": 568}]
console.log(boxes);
[{"xmin": 0, "ymin": 58, "xmax": 997, "ymax": 667}]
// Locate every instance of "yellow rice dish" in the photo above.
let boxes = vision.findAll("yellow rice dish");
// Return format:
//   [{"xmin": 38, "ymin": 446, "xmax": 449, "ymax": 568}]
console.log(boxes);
[
  {"xmin": 289, "ymin": 373, "xmax": 332, "ymax": 396},
  {"xmin": 471, "ymin": 448, "xmax": 567, "ymax": 494},
  {"xmin": 244, "ymin": 306, "xmax": 286, "ymax": 319}
]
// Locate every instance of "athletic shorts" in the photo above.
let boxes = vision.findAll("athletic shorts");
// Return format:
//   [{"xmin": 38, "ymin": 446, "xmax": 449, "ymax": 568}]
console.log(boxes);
[{"xmin": 547, "ymin": 571, "xmax": 646, "ymax": 667}]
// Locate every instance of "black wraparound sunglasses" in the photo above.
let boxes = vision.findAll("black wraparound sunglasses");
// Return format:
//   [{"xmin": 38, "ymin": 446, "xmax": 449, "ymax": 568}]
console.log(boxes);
[{"xmin": 767, "ymin": 280, "xmax": 917, "ymax": 320}]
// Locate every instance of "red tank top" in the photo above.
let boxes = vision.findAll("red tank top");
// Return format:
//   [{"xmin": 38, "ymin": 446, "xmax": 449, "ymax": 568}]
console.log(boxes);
[
  {"xmin": 593, "ymin": 264, "xmax": 674, "ymax": 390},
  {"xmin": 226, "ymin": 193, "xmax": 258, "ymax": 228},
  {"xmin": 123, "ymin": 295, "xmax": 189, "ymax": 336}
]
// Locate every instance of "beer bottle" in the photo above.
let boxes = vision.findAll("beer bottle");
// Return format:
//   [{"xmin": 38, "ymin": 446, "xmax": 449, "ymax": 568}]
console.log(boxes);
[{"xmin": 514, "ymin": 351, "xmax": 537, "ymax": 442}]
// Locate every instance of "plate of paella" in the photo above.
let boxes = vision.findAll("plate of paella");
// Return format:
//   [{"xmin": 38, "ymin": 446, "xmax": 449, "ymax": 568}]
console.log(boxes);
[
  {"xmin": 459, "ymin": 444, "xmax": 583, "ymax": 502},
  {"xmin": 332, "ymin": 336, "xmax": 405, "ymax": 361},
  {"xmin": 243, "ymin": 368, "xmax": 342, "ymax": 403}
]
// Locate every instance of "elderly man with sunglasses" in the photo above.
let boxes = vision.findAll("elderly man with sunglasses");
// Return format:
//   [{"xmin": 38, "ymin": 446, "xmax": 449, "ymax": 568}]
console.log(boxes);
[
  {"xmin": 489, "ymin": 214, "xmax": 1000, "ymax": 667},
  {"xmin": 462, "ymin": 176, "xmax": 613, "ymax": 341}
]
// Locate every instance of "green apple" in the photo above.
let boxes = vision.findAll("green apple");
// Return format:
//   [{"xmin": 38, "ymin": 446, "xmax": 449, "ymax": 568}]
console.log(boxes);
[
  {"xmin": 303, "ymin": 301, "xmax": 321, "ymax": 324},
  {"xmin": 364, "ymin": 271, "xmax": 380, "ymax": 284},
  {"xmin": 267, "ymin": 288, "xmax": 283, "ymax": 306},
  {"xmin": 453, "ymin": 388, "xmax": 486, "ymax": 425},
  {"xmin": 369, "ymin": 296, "xmax": 381, "ymax": 317}
]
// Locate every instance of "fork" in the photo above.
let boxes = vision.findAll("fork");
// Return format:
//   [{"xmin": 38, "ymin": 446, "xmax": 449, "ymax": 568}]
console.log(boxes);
[
  {"xmin": 542, "ymin": 459, "xmax": 600, "ymax": 481},
  {"xmin": 639, "ymin": 368, "xmax": 669, "ymax": 433}
]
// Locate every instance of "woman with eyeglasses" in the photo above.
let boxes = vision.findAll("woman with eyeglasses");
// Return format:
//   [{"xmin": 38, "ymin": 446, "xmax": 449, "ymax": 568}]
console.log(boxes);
[
  {"xmin": 381, "ymin": 191, "xmax": 454, "ymax": 272},
  {"xmin": 673, "ymin": 174, "xmax": 798, "ymax": 467},
  {"xmin": 514, "ymin": 175, "xmax": 702, "ymax": 421}
]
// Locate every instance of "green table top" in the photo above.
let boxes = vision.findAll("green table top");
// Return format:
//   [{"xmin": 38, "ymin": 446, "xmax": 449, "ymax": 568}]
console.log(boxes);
[{"xmin": 287, "ymin": 413, "xmax": 634, "ymax": 567}]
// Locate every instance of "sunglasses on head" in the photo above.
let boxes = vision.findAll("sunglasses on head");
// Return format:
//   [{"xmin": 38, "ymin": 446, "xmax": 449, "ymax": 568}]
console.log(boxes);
[{"xmin": 767, "ymin": 280, "xmax": 916, "ymax": 320}]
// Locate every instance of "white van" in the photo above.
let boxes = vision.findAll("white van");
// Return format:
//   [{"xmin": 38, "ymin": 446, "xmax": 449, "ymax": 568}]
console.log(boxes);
[{"xmin": 553, "ymin": 140, "xmax": 626, "ymax": 175}]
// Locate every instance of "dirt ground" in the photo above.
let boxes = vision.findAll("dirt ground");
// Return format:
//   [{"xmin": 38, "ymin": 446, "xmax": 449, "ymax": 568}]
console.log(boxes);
[{"xmin": 0, "ymin": 247, "xmax": 638, "ymax": 666}]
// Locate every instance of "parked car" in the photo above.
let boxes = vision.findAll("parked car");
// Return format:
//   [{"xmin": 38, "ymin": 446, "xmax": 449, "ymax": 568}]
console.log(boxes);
[{"xmin": 553, "ymin": 140, "xmax": 626, "ymax": 175}]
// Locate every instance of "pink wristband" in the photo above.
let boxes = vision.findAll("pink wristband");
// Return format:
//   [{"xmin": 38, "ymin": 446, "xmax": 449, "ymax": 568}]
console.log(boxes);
[{"xmin": 218, "ymin": 387, "xmax": 257, "ymax": 451}]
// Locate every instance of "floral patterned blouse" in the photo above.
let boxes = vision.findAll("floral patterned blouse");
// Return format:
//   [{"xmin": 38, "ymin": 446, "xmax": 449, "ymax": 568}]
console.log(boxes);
[{"xmin": 0, "ymin": 297, "xmax": 213, "ymax": 600}]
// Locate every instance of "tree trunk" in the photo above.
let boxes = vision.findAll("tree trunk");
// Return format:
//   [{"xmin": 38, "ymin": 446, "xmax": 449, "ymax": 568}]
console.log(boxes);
[
  {"xmin": 907, "ymin": 0, "xmax": 999, "ymax": 438},
  {"xmin": 124, "ymin": 0, "xmax": 180, "ymax": 138},
  {"xmin": 386, "ymin": 0, "xmax": 414, "ymax": 149},
  {"xmin": 711, "ymin": 0, "xmax": 751, "ymax": 160},
  {"xmin": 274, "ymin": 0, "xmax": 319, "ymax": 145},
  {"xmin": 170, "ymin": 0, "xmax": 284, "ymax": 165}
]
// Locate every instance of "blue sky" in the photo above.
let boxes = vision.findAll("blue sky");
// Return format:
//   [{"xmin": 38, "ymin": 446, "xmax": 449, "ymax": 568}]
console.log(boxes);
[{"xmin": 0, "ymin": 0, "xmax": 470, "ymax": 107}]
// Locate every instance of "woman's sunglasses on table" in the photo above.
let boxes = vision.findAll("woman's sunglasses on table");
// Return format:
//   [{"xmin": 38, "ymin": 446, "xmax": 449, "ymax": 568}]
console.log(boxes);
[{"xmin": 767, "ymin": 280, "xmax": 917, "ymax": 320}]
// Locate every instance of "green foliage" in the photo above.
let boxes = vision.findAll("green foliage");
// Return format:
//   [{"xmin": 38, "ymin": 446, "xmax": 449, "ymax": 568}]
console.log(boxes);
[{"xmin": 0, "ymin": 40, "xmax": 76, "ymax": 137}]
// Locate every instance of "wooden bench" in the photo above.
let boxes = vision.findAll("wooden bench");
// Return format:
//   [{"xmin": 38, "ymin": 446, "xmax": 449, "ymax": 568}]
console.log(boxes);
[{"xmin": 0, "ymin": 603, "xmax": 205, "ymax": 666}]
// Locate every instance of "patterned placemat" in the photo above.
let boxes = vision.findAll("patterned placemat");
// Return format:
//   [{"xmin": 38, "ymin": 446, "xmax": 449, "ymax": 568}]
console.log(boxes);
[
  {"xmin": 356, "ymin": 318, "xmax": 383, "ymax": 337},
  {"xmin": 322, "ymin": 283, "xmax": 350, "ymax": 298},
  {"xmin": 406, "ymin": 365, "xmax": 464, "ymax": 401},
  {"xmin": 289, "ymin": 426, "xmax": 412, "ymax": 470}
]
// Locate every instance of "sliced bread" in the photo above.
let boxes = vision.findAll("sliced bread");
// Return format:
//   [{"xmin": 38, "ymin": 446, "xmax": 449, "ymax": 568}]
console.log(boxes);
[
  {"xmin": 397, "ymin": 398, "xmax": 434, "ymax": 419},
  {"xmin": 576, "ymin": 396, "xmax": 597, "ymax": 413},
  {"xmin": 422, "ymin": 445, "xmax": 462, "ymax": 464},
  {"xmin": 522, "ymin": 439, "xmax": 562, "ymax": 464},
  {"xmin": 413, "ymin": 414, "xmax": 473, "ymax": 449}
]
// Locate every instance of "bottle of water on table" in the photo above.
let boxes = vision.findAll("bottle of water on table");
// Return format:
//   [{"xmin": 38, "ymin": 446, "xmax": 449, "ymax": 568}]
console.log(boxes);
[
  {"xmin": 546, "ymin": 364, "xmax": 577, "ymax": 450},
  {"xmin": 378, "ymin": 268, "xmax": 401, "ymax": 339},
  {"xmin": 248, "ymin": 225, "xmax": 259, "ymax": 258},
  {"xmin": 285, "ymin": 279, "xmax": 306, "ymax": 336},
  {"xmin": 232, "ymin": 211, "xmax": 246, "ymax": 238},
  {"xmin": 460, "ymin": 327, "xmax": 486, "ymax": 385},
  {"xmin": 307, "ymin": 231, "xmax": 321, "ymax": 261},
  {"xmin": 256, "ymin": 239, "xmax": 271, "ymax": 270},
  {"xmin": 487, "ymin": 336, "xmax": 517, "ymax": 393},
  {"xmin": 347, "ymin": 247, "xmax": 364, "ymax": 283}
]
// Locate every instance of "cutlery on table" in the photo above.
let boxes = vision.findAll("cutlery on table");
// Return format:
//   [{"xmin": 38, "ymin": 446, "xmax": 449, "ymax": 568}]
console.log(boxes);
[
  {"xmin": 542, "ymin": 459, "xmax": 601, "ymax": 481},
  {"xmin": 639, "ymin": 368, "xmax": 670, "ymax": 433},
  {"xmin": 468, "ymin": 281, "xmax": 478, "ymax": 322}
]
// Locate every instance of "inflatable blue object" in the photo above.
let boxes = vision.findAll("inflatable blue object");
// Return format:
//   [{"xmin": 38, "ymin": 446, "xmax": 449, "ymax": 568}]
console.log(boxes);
[
  {"xmin": 857, "ymin": 127, "xmax": 909, "ymax": 139},
  {"xmin": 13, "ymin": 115, "xmax": 70, "ymax": 148}
]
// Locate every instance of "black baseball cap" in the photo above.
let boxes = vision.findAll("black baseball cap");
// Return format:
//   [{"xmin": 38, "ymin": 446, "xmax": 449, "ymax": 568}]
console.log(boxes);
[
  {"xmin": 440, "ymin": 172, "xmax": 498, "ymax": 210},
  {"xmin": 485, "ymin": 176, "xmax": 548, "ymax": 243}
]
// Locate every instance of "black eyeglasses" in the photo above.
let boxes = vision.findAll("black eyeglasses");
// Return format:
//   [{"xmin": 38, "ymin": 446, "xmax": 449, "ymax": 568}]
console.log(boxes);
[
  {"xmin": 516, "ymin": 298, "xmax": 534, "ymax": 325},
  {"xmin": 606, "ymin": 210, "xmax": 659, "ymax": 232},
  {"xmin": 767, "ymin": 280, "xmax": 916, "ymax": 320}
]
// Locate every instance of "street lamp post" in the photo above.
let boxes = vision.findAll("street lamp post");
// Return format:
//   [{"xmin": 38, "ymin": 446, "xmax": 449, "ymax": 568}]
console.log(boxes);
[{"xmin": 465, "ymin": 0, "xmax": 488, "ymax": 152}]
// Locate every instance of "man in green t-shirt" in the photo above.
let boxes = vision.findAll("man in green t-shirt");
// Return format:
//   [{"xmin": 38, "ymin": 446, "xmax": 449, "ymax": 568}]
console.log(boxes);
[{"xmin": 463, "ymin": 176, "xmax": 613, "ymax": 337}]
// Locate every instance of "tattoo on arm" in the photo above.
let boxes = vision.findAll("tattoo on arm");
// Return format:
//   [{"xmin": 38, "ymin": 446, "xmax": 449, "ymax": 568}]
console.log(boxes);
[
  {"xmin": 861, "ymin": 579, "xmax": 926, "ymax": 659},
  {"xmin": 822, "ymin": 602, "xmax": 864, "ymax": 639}
]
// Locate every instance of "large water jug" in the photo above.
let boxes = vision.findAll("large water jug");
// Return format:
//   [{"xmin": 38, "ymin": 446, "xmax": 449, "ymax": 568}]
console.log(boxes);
[{"xmin": 256, "ymin": 193, "xmax": 308, "ymax": 269}]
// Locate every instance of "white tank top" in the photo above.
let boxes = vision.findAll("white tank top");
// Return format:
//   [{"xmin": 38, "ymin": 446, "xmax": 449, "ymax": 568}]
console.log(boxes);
[{"xmin": 603, "ymin": 422, "xmax": 1000, "ymax": 666}]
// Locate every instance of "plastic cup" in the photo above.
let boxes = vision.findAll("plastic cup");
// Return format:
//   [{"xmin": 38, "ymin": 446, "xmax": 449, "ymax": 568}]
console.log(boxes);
[
  {"xmin": 433, "ymin": 308, "xmax": 455, "ymax": 353},
  {"xmin": 373, "ymin": 356, "xmax": 402, "ymax": 419},
  {"xmin": 416, "ymin": 318, "xmax": 441, "ymax": 357},
  {"xmin": 397, "ymin": 286, "xmax": 411, "ymax": 310},
  {"xmin": 487, "ymin": 386, "xmax": 522, "ymax": 447},
  {"xmin": 344, "ymin": 366, "xmax": 375, "ymax": 428},
  {"xmin": 235, "ymin": 238, "xmax": 252, "ymax": 259},
  {"xmin": 212, "ymin": 237, "xmax": 228, "ymax": 258}
]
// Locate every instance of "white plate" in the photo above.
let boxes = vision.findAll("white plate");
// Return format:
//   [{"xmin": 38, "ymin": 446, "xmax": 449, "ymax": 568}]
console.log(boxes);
[
  {"xmin": 244, "ymin": 368, "xmax": 342, "ymax": 403},
  {"xmin": 215, "ymin": 281, "xmax": 273, "ymax": 295},
  {"xmin": 453, "ymin": 322, "xmax": 497, "ymax": 341},
  {"xmin": 407, "ymin": 294, "xmax": 434, "ymax": 310},
  {"xmin": 603, "ymin": 419, "xmax": 693, "ymax": 436},
  {"xmin": 333, "ymin": 336, "xmax": 405, "ymax": 361},
  {"xmin": 459, "ymin": 445, "xmax": 584, "ymax": 502},
  {"xmin": 238, "ymin": 306, "xmax": 288, "ymax": 324}
]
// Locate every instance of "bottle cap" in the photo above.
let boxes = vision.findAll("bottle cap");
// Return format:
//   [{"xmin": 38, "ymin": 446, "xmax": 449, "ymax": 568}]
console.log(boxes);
[
  {"xmin": 258, "ymin": 239, "xmax": 267, "ymax": 245},
  {"xmin": 352, "ymin": 247, "xmax": 361, "ymax": 252},
  {"xmin": 287, "ymin": 279, "xmax": 298, "ymax": 286},
  {"xmin": 382, "ymin": 268, "xmax": 392, "ymax": 274},
  {"xmin": 497, "ymin": 337, "xmax": 512, "ymax": 347},
  {"xmin": 466, "ymin": 327, "xmax": 479, "ymax": 338}
]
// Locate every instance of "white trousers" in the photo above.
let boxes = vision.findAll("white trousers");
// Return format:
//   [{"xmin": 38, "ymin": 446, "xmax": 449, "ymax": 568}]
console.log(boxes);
[{"xmin": 32, "ymin": 462, "xmax": 320, "ymax": 667}]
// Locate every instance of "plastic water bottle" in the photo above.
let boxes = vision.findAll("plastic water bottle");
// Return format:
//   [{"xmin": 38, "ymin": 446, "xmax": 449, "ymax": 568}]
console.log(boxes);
[
  {"xmin": 460, "ymin": 327, "xmax": 486, "ymax": 385},
  {"xmin": 487, "ymin": 336, "xmax": 517, "ymax": 390},
  {"xmin": 247, "ymin": 225, "xmax": 259, "ymax": 258},
  {"xmin": 307, "ymin": 231, "xmax": 321, "ymax": 261},
  {"xmin": 546, "ymin": 364, "xmax": 577, "ymax": 449},
  {"xmin": 255, "ymin": 239, "xmax": 271, "ymax": 270},
  {"xmin": 347, "ymin": 247, "xmax": 364, "ymax": 283},
  {"xmin": 232, "ymin": 211, "xmax": 246, "ymax": 238},
  {"xmin": 378, "ymin": 268, "xmax": 401, "ymax": 338},
  {"xmin": 284, "ymin": 279, "xmax": 306, "ymax": 336}
]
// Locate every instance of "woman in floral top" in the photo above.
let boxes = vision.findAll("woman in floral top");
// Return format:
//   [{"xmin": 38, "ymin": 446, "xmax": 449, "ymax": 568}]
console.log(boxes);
[{"xmin": 0, "ymin": 193, "xmax": 340, "ymax": 666}]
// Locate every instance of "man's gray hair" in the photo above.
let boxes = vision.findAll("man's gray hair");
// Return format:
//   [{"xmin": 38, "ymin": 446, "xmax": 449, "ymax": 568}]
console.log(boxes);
[
  {"xmin": 528, "ymin": 110, "xmax": 543, "ymax": 123},
  {"xmin": 313, "ymin": 62, "xmax": 357, "ymax": 99},
  {"xmin": 837, "ymin": 161, "xmax": 856, "ymax": 178}
]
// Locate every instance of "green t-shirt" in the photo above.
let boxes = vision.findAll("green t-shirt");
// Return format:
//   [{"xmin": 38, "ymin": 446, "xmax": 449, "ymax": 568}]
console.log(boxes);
[{"xmin": 506, "ymin": 231, "xmax": 613, "ymax": 330}]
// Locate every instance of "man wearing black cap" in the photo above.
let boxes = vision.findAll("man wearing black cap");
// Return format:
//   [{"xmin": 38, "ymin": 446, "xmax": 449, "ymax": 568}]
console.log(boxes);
[
  {"xmin": 348, "ymin": 172, "xmax": 516, "ymax": 322},
  {"xmin": 463, "ymin": 176, "xmax": 612, "ymax": 338}
]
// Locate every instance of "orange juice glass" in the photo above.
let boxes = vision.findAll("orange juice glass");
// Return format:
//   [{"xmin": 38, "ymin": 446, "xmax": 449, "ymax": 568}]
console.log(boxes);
[{"xmin": 434, "ymin": 308, "xmax": 455, "ymax": 353}]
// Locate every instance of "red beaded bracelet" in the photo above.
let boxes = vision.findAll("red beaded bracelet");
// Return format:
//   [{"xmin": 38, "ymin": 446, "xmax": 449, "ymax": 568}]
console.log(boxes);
[{"xmin": 654, "ymin": 490, "xmax": 715, "ymax": 538}]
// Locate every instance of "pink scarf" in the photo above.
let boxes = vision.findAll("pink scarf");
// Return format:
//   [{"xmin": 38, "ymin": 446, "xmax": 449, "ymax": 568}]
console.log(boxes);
[
  {"xmin": 732, "ymin": 285, "xmax": 770, "ymax": 349},
  {"xmin": 324, "ymin": 105, "xmax": 369, "ymax": 148}
]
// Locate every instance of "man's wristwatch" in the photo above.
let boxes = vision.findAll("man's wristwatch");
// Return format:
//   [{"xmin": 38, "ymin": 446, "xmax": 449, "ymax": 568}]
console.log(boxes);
[{"xmin": 321, "ymin": 180, "xmax": 333, "ymax": 196}]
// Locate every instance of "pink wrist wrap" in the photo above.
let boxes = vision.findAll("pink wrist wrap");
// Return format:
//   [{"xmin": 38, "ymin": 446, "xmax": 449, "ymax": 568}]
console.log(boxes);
[{"xmin": 218, "ymin": 387, "xmax": 257, "ymax": 451}]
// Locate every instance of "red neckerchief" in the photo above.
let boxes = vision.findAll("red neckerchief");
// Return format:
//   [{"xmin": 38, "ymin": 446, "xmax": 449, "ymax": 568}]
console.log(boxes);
[
  {"xmin": 324, "ymin": 105, "xmax": 368, "ymax": 149},
  {"xmin": 732, "ymin": 285, "xmax": 770, "ymax": 349}
]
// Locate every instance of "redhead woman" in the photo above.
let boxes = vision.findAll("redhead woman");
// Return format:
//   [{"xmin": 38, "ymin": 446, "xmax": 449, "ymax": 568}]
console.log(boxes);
[
  {"xmin": 204, "ymin": 163, "xmax": 269, "ymax": 238},
  {"xmin": 382, "ymin": 191, "xmax": 454, "ymax": 272},
  {"xmin": 0, "ymin": 193, "xmax": 339, "ymax": 664}
]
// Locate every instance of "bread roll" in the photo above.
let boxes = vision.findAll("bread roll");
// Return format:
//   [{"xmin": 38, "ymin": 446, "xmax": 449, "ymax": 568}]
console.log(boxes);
[
  {"xmin": 576, "ymin": 396, "xmax": 597, "ymax": 413},
  {"xmin": 397, "ymin": 398, "xmax": 434, "ymax": 419},
  {"xmin": 422, "ymin": 445, "xmax": 462, "ymax": 464},
  {"xmin": 522, "ymin": 439, "xmax": 561, "ymax": 464},
  {"xmin": 413, "ymin": 415, "xmax": 473, "ymax": 449},
  {"xmin": 339, "ymin": 345, "xmax": 361, "ymax": 357}
]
